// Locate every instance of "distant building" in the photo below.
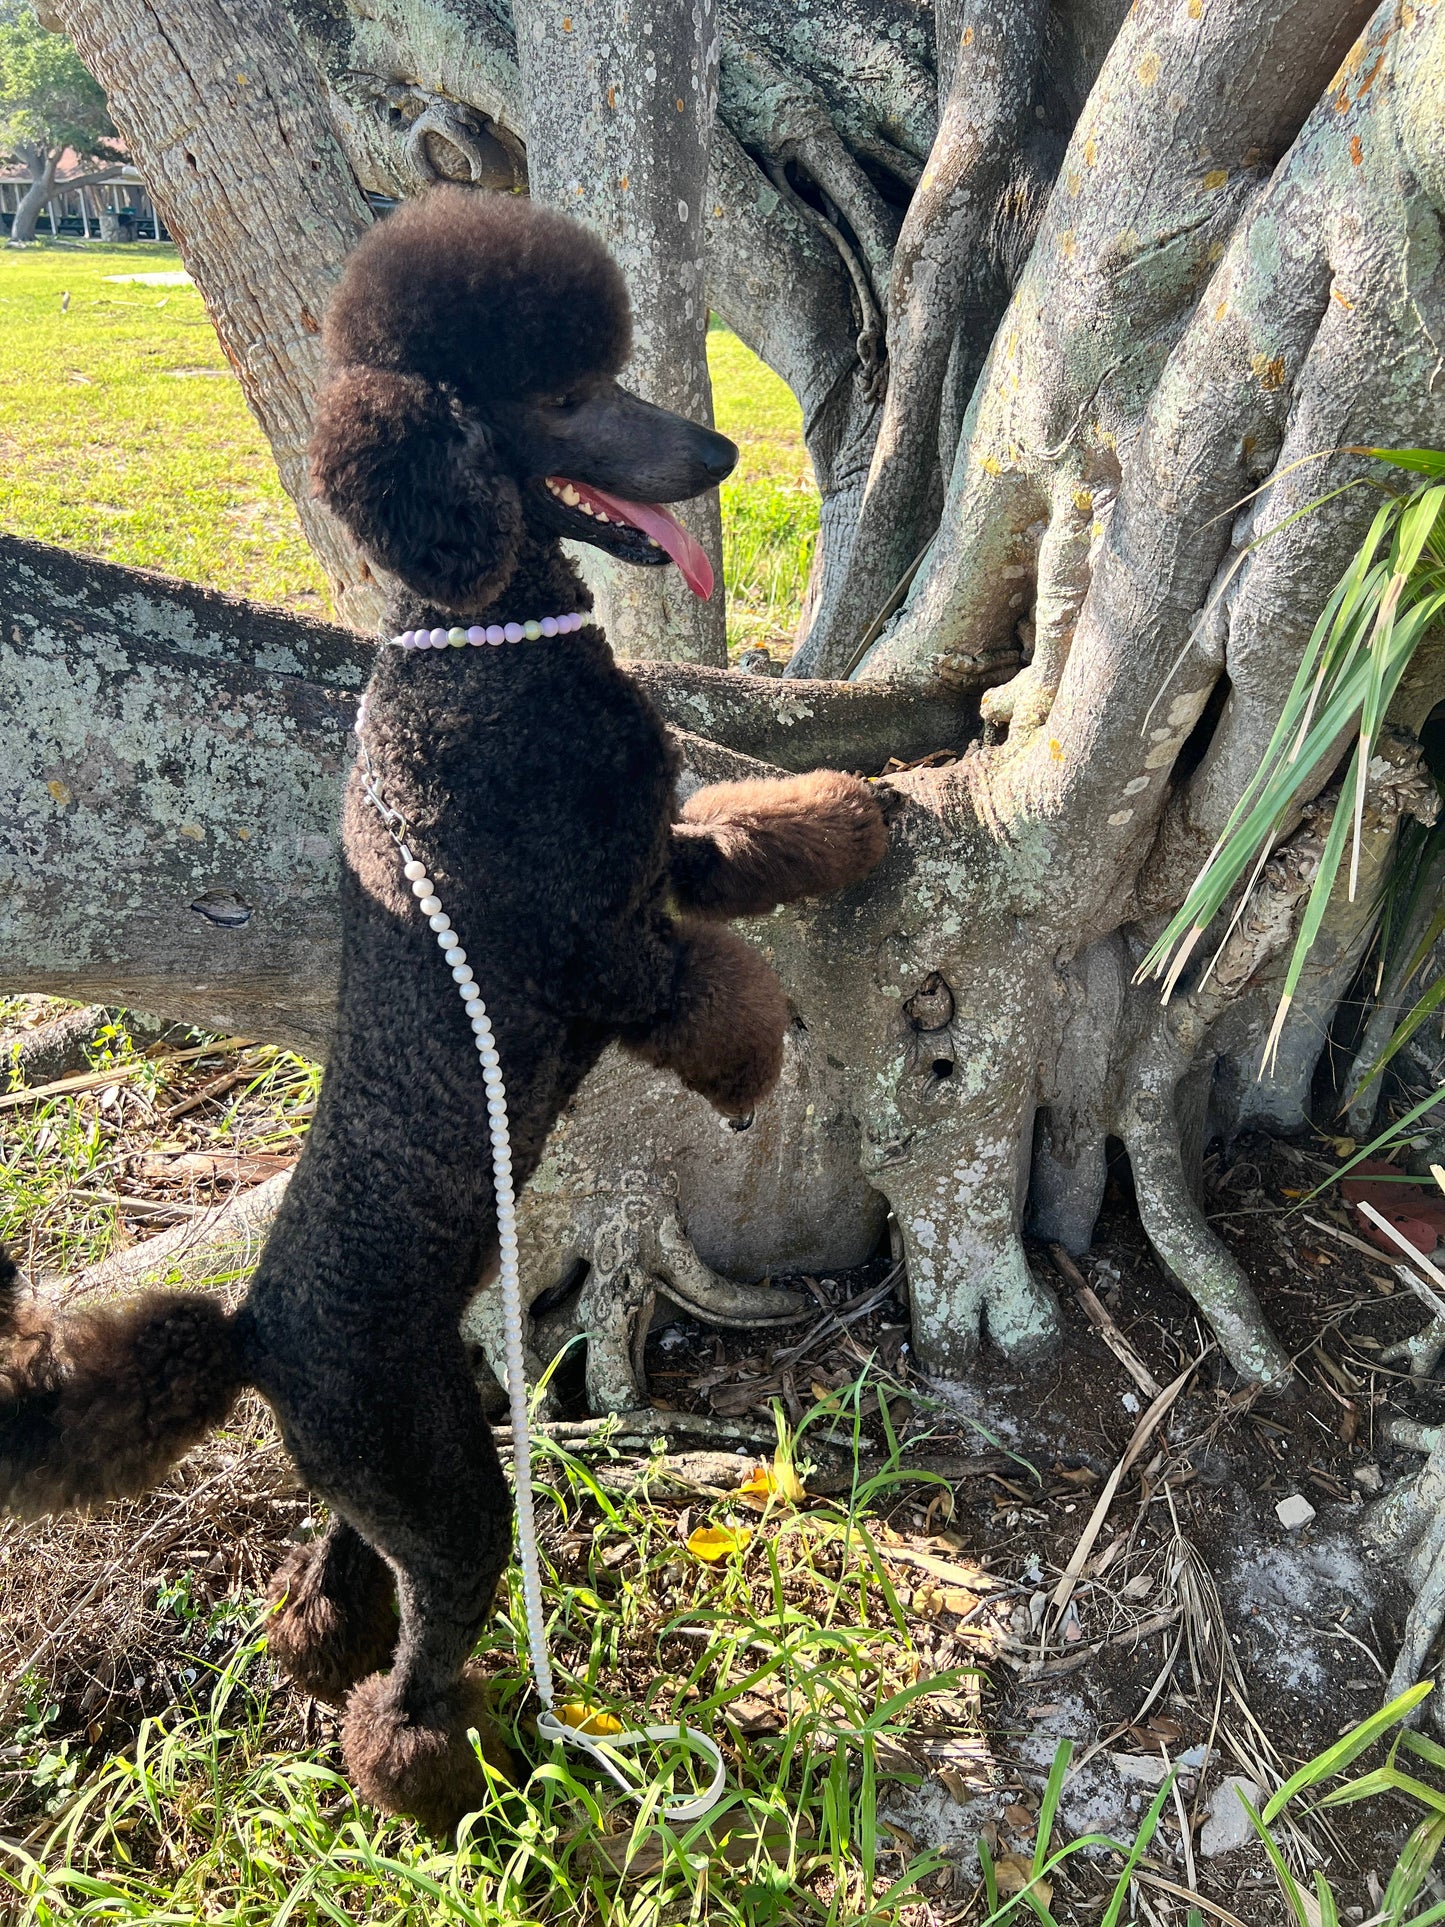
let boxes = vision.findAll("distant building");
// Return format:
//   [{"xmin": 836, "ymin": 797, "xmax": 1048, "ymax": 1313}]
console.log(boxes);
[{"xmin": 0, "ymin": 152, "xmax": 164, "ymax": 241}]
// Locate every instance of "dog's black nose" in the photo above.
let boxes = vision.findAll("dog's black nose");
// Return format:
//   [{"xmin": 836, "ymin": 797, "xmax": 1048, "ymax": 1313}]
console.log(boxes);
[{"xmin": 701, "ymin": 430, "xmax": 738, "ymax": 484}]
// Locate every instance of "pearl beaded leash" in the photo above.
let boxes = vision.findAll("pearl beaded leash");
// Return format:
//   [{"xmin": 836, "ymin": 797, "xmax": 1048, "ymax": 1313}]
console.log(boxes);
[{"xmin": 354, "ymin": 635, "xmax": 725, "ymax": 1828}]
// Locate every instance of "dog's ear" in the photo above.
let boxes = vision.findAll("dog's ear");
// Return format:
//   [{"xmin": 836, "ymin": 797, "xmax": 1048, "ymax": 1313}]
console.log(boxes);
[{"xmin": 310, "ymin": 366, "xmax": 522, "ymax": 607}]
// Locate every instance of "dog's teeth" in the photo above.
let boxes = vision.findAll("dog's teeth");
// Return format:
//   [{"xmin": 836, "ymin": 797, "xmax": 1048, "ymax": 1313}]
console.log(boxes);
[
  {"xmin": 647, "ymin": 536, "xmax": 661, "ymax": 548},
  {"xmin": 595, "ymin": 510, "xmax": 609, "ymax": 523},
  {"xmin": 561, "ymin": 484, "xmax": 580, "ymax": 506}
]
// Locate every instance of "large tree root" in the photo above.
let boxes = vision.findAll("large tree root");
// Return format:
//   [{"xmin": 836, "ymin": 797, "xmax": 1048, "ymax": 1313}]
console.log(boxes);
[{"xmin": 1366, "ymin": 1431, "xmax": 1445, "ymax": 1726}]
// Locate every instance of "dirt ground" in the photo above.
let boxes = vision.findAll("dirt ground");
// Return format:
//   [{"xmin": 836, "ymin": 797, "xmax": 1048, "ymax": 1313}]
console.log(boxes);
[{"xmin": 2, "ymin": 1009, "xmax": 1442, "ymax": 1921}]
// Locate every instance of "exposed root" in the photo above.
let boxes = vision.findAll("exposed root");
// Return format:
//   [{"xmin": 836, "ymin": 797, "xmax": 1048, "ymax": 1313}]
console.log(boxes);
[
  {"xmin": 1366, "ymin": 1430, "xmax": 1445, "ymax": 1722},
  {"xmin": 1381, "ymin": 1320, "xmax": 1445, "ymax": 1379},
  {"xmin": 1125, "ymin": 1113, "xmax": 1291, "ymax": 1388}
]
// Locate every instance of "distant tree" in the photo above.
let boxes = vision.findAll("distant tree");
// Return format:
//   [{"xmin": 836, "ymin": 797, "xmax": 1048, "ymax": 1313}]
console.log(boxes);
[{"xmin": 0, "ymin": 4, "xmax": 115, "ymax": 245}]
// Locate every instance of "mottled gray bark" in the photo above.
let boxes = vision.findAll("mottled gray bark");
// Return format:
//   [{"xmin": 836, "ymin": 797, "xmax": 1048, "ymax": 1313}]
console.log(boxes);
[{"xmin": 514, "ymin": 0, "xmax": 726, "ymax": 665}]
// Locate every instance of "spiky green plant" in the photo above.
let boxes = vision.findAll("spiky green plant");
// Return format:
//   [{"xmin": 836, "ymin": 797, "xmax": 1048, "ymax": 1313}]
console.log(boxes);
[{"xmin": 1142, "ymin": 450, "xmax": 1445, "ymax": 1080}]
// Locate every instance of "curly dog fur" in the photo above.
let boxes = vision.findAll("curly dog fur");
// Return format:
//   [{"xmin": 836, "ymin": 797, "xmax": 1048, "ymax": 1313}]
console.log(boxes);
[{"xmin": 0, "ymin": 187, "xmax": 887, "ymax": 1831}]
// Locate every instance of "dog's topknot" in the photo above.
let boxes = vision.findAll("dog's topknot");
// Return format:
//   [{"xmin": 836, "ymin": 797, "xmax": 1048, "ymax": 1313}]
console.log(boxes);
[{"xmin": 323, "ymin": 187, "xmax": 632, "ymax": 403}]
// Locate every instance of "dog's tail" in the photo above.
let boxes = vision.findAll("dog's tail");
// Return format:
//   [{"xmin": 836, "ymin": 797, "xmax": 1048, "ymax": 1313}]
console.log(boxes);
[{"xmin": 0, "ymin": 1244, "xmax": 249, "ymax": 1520}]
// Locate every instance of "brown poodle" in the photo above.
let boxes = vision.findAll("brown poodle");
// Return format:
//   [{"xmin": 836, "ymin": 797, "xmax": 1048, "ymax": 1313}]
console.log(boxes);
[{"xmin": 0, "ymin": 187, "xmax": 886, "ymax": 1832}]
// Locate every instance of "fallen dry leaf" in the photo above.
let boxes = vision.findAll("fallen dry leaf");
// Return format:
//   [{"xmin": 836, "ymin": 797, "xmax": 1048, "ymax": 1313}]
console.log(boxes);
[
  {"xmin": 723, "ymin": 1693, "xmax": 785, "ymax": 1736},
  {"xmin": 995, "ymin": 1855, "xmax": 1050, "ymax": 1903},
  {"xmin": 938, "ymin": 1766, "xmax": 974, "ymax": 1806}
]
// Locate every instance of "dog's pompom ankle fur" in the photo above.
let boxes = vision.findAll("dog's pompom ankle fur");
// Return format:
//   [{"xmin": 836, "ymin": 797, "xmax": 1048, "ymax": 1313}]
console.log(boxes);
[
  {"xmin": 267, "ymin": 1536, "xmax": 402, "ymax": 1706},
  {"xmin": 621, "ymin": 919, "xmax": 789, "ymax": 1116},
  {"xmin": 0, "ymin": 1248, "xmax": 245, "ymax": 1519},
  {"xmin": 343, "ymin": 1666, "xmax": 514, "ymax": 1835}
]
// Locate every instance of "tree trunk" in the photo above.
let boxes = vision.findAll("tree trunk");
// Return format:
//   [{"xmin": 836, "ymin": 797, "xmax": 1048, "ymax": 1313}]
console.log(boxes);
[
  {"xmin": 8, "ymin": 146, "xmax": 58, "ymax": 246},
  {"xmin": 514, "ymin": 0, "xmax": 727, "ymax": 665},
  {"xmin": 50, "ymin": 0, "xmax": 380, "ymax": 625}
]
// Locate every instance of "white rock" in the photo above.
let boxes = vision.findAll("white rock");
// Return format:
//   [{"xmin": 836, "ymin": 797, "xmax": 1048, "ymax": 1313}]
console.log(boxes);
[
  {"xmin": 1353, "ymin": 1462, "xmax": 1384, "ymax": 1494},
  {"xmin": 1276, "ymin": 1493, "xmax": 1317, "ymax": 1531},
  {"xmin": 1200, "ymin": 1775, "xmax": 1261, "ymax": 1857},
  {"xmin": 1109, "ymin": 1750, "xmax": 1171, "ymax": 1786}
]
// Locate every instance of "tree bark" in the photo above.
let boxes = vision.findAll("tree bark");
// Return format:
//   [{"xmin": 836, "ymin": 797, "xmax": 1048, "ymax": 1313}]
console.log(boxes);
[
  {"xmin": 514, "ymin": 0, "xmax": 726, "ymax": 666},
  {"xmin": 49, "ymin": 0, "xmax": 380, "ymax": 625}
]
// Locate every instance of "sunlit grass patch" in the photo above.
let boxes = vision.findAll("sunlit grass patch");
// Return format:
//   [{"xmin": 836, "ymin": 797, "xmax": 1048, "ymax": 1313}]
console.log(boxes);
[
  {"xmin": 0, "ymin": 243, "xmax": 821, "ymax": 655},
  {"xmin": 708, "ymin": 320, "xmax": 818, "ymax": 661},
  {"xmin": 0, "ymin": 241, "xmax": 329, "ymax": 615}
]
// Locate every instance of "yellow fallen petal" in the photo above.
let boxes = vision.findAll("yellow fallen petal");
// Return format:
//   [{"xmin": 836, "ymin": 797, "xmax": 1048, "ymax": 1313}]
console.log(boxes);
[
  {"xmin": 555, "ymin": 1703, "xmax": 624, "ymax": 1736},
  {"xmin": 738, "ymin": 1459, "xmax": 806, "ymax": 1504},
  {"xmin": 687, "ymin": 1523, "xmax": 753, "ymax": 1561}
]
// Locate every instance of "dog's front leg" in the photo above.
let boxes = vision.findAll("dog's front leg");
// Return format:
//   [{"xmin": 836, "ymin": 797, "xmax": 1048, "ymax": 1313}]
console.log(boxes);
[
  {"xmin": 667, "ymin": 770, "xmax": 886, "ymax": 920},
  {"xmin": 618, "ymin": 919, "xmax": 788, "ymax": 1121}
]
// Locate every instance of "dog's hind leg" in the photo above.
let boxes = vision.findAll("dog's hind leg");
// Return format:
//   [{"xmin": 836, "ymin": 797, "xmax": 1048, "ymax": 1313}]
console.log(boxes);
[
  {"xmin": 620, "ymin": 918, "xmax": 789, "ymax": 1120},
  {"xmin": 266, "ymin": 1519, "xmax": 400, "ymax": 1706},
  {"xmin": 275, "ymin": 1332, "xmax": 515, "ymax": 1834},
  {"xmin": 667, "ymin": 770, "xmax": 887, "ymax": 920}
]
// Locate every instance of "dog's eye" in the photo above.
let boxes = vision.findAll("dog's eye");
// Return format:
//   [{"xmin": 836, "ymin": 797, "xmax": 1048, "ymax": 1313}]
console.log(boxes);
[{"xmin": 540, "ymin": 393, "xmax": 582, "ymax": 413}]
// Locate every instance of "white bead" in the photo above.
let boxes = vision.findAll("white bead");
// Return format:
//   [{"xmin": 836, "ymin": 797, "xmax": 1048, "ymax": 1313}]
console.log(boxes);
[
  {"xmin": 451, "ymin": 964, "xmax": 474, "ymax": 984},
  {"xmin": 471, "ymin": 1015, "xmax": 491, "ymax": 1033},
  {"xmin": 482, "ymin": 1067, "xmax": 503, "ymax": 1088},
  {"xmin": 479, "ymin": 1049, "xmax": 499, "ymax": 1067},
  {"xmin": 436, "ymin": 927, "xmax": 457, "ymax": 947},
  {"xmin": 428, "ymin": 914, "xmax": 451, "ymax": 935},
  {"xmin": 411, "ymin": 878, "xmax": 433, "ymax": 899},
  {"xmin": 419, "ymin": 895, "xmax": 441, "ymax": 916},
  {"xmin": 445, "ymin": 946, "xmax": 466, "ymax": 966},
  {"xmin": 403, "ymin": 860, "xmax": 426, "ymax": 882},
  {"xmin": 465, "ymin": 997, "xmax": 483, "ymax": 1015}
]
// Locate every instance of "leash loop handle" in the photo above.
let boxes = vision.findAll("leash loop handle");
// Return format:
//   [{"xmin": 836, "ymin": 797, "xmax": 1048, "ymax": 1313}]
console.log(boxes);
[{"xmin": 536, "ymin": 1711, "xmax": 726, "ymax": 1825}]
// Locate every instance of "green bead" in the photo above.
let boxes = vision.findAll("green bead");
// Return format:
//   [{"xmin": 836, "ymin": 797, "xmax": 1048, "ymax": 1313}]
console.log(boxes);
[
  {"xmin": 448, "ymin": 627, "xmax": 468, "ymax": 646},
  {"xmin": 523, "ymin": 619, "xmax": 542, "ymax": 640}
]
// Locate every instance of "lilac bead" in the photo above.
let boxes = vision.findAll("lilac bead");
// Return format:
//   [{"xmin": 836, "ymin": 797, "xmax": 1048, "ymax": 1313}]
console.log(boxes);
[
  {"xmin": 467, "ymin": 626, "xmax": 486, "ymax": 645},
  {"xmin": 430, "ymin": 627, "xmax": 449, "ymax": 647},
  {"xmin": 486, "ymin": 625, "xmax": 505, "ymax": 645},
  {"xmin": 398, "ymin": 629, "xmax": 414, "ymax": 647},
  {"xmin": 504, "ymin": 622, "xmax": 524, "ymax": 643},
  {"xmin": 540, "ymin": 616, "xmax": 558, "ymax": 638}
]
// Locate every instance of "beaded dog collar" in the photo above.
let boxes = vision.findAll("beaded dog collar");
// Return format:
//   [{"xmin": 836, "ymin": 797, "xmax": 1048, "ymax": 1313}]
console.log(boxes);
[{"xmin": 387, "ymin": 612, "xmax": 589, "ymax": 650}]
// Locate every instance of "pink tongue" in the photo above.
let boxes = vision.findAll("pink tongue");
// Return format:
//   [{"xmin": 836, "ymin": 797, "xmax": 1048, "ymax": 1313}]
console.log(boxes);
[{"xmin": 578, "ymin": 484, "xmax": 714, "ymax": 599}]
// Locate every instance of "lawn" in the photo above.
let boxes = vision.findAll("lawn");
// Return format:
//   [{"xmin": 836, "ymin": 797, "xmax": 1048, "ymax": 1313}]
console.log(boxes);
[{"xmin": 0, "ymin": 240, "xmax": 817, "ymax": 656}]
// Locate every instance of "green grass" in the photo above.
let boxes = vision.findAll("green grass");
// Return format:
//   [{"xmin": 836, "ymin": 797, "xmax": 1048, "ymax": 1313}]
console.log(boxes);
[
  {"xmin": 1, "ymin": 1382, "xmax": 970, "ymax": 1926},
  {"xmin": 0, "ymin": 240, "xmax": 818, "ymax": 653},
  {"xmin": 0, "ymin": 241, "xmax": 330, "ymax": 614}
]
